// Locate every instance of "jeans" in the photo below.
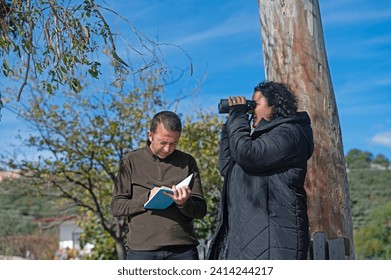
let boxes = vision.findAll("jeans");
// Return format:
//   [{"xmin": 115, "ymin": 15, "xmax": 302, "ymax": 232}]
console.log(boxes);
[{"xmin": 126, "ymin": 245, "xmax": 199, "ymax": 260}]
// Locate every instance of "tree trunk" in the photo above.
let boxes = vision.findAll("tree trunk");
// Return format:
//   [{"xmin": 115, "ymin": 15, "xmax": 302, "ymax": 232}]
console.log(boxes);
[
  {"xmin": 257, "ymin": 0, "xmax": 354, "ymax": 258},
  {"xmin": 114, "ymin": 217, "xmax": 126, "ymax": 260},
  {"xmin": 115, "ymin": 238, "xmax": 126, "ymax": 260}
]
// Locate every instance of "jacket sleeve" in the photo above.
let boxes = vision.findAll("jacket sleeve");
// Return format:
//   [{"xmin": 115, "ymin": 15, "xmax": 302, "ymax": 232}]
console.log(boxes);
[
  {"xmin": 110, "ymin": 158, "xmax": 148, "ymax": 217},
  {"xmin": 177, "ymin": 159, "xmax": 207, "ymax": 219},
  {"xmin": 227, "ymin": 108, "xmax": 301, "ymax": 173},
  {"xmin": 219, "ymin": 122, "xmax": 233, "ymax": 177}
]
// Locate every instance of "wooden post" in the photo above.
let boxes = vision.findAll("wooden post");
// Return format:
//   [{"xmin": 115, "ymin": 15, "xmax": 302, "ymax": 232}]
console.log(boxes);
[
  {"xmin": 310, "ymin": 232, "xmax": 350, "ymax": 259},
  {"xmin": 257, "ymin": 0, "xmax": 354, "ymax": 258},
  {"xmin": 312, "ymin": 232, "xmax": 328, "ymax": 260}
]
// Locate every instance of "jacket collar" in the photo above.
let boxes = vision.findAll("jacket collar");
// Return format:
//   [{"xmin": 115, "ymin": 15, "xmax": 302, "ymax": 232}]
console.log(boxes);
[
  {"xmin": 253, "ymin": 111, "xmax": 311, "ymax": 133},
  {"xmin": 142, "ymin": 144, "xmax": 177, "ymax": 162}
]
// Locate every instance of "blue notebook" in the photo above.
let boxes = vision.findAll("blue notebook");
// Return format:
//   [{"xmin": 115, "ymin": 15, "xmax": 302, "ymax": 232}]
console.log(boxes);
[{"xmin": 144, "ymin": 173, "xmax": 194, "ymax": 210}]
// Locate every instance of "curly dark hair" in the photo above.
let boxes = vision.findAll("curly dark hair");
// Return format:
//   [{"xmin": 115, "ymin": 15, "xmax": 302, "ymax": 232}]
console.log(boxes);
[{"xmin": 254, "ymin": 81, "xmax": 298, "ymax": 120}]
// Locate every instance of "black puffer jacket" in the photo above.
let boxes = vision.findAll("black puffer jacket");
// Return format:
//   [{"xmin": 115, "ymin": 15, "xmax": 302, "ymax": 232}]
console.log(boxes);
[{"xmin": 207, "ymin": 106, "xmax": 314, "ymax": 260}]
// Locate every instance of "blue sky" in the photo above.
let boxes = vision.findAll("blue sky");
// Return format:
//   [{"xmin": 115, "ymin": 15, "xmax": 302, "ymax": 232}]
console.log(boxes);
[
  {"xmin": 112, "ymin": 0, "xmax": 391, "ymax": 159},
  {"xmin": 1, "ymin": 0, "xmax": 391, "ymax": 160}
]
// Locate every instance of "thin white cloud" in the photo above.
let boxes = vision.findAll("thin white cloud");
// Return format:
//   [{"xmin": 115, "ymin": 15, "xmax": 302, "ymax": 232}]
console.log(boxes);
[
  {"xmin": 371, "ymin": 131, "xmax": 391, "ymax": 148},
  {"xmin": 322, "ymin": 4, "xmax": 391, "ymax": 25},
  {"xmin": 362, "ymin": 33, "xmax": 391, "ymax": 46},
  {"xmin": 375, "ymin": 77, "xmax": 391, "ymax": 86},
  {"xmin": 173, "ymin": 16, "xmax": 256, "ymax": 47},
  {"xmin": 327, "ymin": 10, "xmax": 391, "ymax": 24}
]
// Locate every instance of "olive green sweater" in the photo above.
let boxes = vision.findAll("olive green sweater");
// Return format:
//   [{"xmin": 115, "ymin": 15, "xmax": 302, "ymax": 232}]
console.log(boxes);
[{"xmin": 111, "ymin": 145, "xmax": 207, "ymax": 250}]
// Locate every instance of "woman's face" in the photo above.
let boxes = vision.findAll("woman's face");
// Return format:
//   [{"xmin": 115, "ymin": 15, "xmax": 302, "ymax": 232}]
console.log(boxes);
[{"xmin": 251, "ymin": 90, "xmax": 272, "ymax": 128}]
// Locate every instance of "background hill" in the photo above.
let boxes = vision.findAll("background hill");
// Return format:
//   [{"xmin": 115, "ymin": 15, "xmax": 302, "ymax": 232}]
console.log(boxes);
[{"xmin": 345, "ymin": 149, "xmax": 391, "ymax": 259}]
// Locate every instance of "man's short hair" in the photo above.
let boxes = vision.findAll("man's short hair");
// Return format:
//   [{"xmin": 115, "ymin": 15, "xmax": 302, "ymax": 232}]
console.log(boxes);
[{"xmin": 150, "ymin": 111, "xmax": 182, "ymax": 133}]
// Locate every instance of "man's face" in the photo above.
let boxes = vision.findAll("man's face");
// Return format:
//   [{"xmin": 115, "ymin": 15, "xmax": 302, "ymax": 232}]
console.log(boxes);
[{"xmin": 148, "ymin": 123, "xmax": 181, "ymax": 159}]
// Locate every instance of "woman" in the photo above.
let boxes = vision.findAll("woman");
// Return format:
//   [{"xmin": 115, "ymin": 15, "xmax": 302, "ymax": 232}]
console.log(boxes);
[{"xmin": 207, "ymin": 81, "xmax": 314, "ymax": 260}]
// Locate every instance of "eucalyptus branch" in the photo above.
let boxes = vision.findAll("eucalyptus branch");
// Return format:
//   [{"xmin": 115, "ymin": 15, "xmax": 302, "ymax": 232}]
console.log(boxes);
[
  {"xmin": 91, "ymin": 1, "xmax": 128, "ymax": 68},
  {"xmin": 17, "ymin": 0, "xmax": 34, "ymax": 101},
  {"xmin": 48, "ymin": 0, "xmax": 62, "ymax": 64}
]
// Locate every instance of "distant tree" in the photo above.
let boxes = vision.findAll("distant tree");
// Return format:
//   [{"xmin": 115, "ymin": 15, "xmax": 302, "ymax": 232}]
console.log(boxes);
[
  {"xmin": 0, "ymin": 177, "xmax": 56, "ymax": 236},
  {"xmin": 354, "ymin": 203, "xmax": 391, "ymax": 259},
  {"xmin": 345, "ymin": 149, "xmax": 372, "ymax": 169},
  {"xmin": 0, "ymin": 177, "xmax": 60, "ymax": 259},
  {"xmin": 347, "ymin": 149, "xmax": 391, "ymax": 229},
  {"xmin": 372, "ymin": 154, "xmax": 390, "ymax": 169}
]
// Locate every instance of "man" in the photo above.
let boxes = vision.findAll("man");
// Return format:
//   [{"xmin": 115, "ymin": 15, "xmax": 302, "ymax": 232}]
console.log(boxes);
[{"xmin": 111, "ymin": 111, "xmax": 207, "ymax": 260}]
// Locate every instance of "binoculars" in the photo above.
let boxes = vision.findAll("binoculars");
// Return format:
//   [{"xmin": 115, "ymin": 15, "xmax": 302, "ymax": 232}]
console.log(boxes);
[{"xmin": 218, "ymin": 99, "xmax": 256, "ymax": 114}]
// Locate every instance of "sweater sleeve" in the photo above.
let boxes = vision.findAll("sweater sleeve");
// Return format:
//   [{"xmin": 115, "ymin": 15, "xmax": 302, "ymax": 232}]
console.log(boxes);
[{"xmin": 110, "ymin": 158, "xmax": 148, "ymax": 217}]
